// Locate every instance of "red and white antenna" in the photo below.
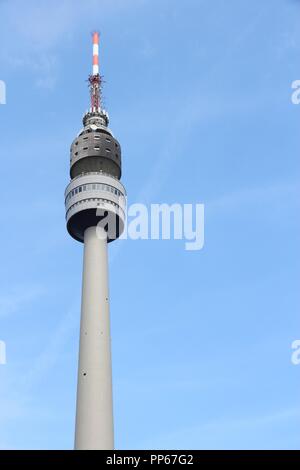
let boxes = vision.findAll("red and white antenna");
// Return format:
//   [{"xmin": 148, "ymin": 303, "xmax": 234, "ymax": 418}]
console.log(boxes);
[
  {"xmin": 92, "ymin": 32, "xmax": 99, "ymax": 76},
  {"xmin": 89, "ymin": 31, "xmax": 102, "ymax": 112}
]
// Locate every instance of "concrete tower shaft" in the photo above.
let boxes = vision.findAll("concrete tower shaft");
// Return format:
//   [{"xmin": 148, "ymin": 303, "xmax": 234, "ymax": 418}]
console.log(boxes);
[
  {"xmin": 75, "ymin": 226, "xmax": 114, "ymax": 450},
  {"xmin": 65, "ymin": 33, "xmax": 126, "ymax": 450}
]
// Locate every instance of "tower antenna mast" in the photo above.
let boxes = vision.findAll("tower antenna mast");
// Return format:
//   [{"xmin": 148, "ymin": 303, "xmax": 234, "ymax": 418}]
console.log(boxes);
[{"xmin": 89, "ymin": 31, "xmax": 102, "ymax": 111}]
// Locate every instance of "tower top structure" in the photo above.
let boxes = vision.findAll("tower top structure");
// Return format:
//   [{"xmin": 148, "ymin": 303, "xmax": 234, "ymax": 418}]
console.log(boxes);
[{"xmin": 65, "ymin": 33, "xmax": 126, "ymax": 244}]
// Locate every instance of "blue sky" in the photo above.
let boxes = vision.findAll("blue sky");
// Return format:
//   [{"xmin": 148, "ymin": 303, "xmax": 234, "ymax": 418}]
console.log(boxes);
[{"xmin": 0, "ymin": 0, "xmax": 299, "ymax": 450}]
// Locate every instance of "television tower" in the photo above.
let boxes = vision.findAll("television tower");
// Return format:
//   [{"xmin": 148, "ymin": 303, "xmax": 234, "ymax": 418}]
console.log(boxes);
[{"xmin": 64, "ymin": 32, "xmax": 126, "ymax": 450}]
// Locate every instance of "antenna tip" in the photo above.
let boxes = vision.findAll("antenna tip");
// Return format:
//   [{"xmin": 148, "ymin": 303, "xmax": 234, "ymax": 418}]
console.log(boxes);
[{"xmin": 92, "ymin": 31, "xmax": 100, "ymax": 45}]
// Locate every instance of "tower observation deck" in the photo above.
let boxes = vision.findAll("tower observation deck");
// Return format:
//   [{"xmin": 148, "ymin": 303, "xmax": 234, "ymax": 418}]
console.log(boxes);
[{"xmin": 64, "ymin": 32, "xmax": 126, "ymax": 450}]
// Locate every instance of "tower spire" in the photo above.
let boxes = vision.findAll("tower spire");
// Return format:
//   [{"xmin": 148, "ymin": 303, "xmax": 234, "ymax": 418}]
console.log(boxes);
[
  {"xmin": 92, "ymin": 31, "xmax": 100, "ymax": 76},
  {"xmin": 89, "ymin": 31, "xmax": 102, "ymax": 112}
]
